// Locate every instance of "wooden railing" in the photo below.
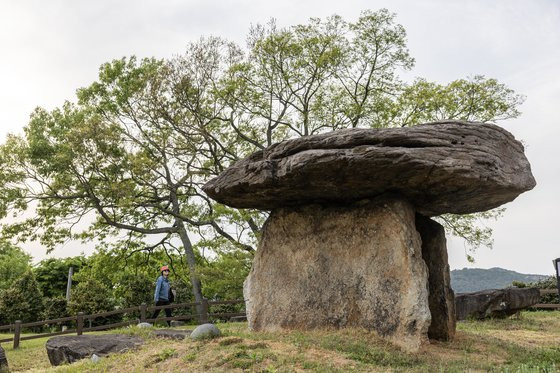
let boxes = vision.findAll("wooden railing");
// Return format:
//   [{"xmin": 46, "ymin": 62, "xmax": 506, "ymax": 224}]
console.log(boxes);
[
  {"xmin": 533, "ymin": 289, "xmax": 560, "ymax": 309},
  {"xmin": 0, "ymin": 299, "xmax": 245, "ymax": 349}
]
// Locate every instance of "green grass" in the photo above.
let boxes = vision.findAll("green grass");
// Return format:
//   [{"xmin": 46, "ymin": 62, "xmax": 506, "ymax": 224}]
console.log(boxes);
[{"xmin": 2, "ymin": 313, "xmax": 560, "ymax": 372}]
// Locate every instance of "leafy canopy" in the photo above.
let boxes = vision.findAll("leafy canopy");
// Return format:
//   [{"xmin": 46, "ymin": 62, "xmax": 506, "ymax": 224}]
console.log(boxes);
[{"xmin": 0, "ymin": 9, "xmax": 525, "ymax": 280}]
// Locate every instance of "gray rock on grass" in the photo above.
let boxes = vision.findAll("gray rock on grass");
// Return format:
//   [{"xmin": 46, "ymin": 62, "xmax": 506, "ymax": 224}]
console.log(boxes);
[
  {"xmin": 190, "ymin": 324, "xmax": 221, "ymax": 340},
  {"xmin": 154, "ymin": 329, "xmax": 192, "ymax": 340},
  {"xmin": 45, "ymin": 334, "xmax": 143, "ymax": 366}
]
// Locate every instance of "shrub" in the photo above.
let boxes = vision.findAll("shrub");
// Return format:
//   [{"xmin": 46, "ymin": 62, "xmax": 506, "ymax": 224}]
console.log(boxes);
[
  {"xmin": 0, "ymin": 271, "xmax": 45, "ymax": 329},
  {"xmin": 68, "ymin": 278, "xmax": 120, "ymax": 326},
  {"xmin": 114, "ymin": 272, "xmax": 153, "ymax": 319}
]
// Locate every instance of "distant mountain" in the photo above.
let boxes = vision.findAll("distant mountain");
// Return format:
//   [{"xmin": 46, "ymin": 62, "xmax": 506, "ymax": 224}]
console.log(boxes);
[{"xmin": 450, "ymin": 267, "xmax": 551, "ymax": 293}]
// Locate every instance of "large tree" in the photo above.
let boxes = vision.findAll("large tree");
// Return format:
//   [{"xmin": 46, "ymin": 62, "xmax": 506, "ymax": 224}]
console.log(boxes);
[{"xmin": 0, "ymin": 9, "xmax": 524, "ymax": 299}]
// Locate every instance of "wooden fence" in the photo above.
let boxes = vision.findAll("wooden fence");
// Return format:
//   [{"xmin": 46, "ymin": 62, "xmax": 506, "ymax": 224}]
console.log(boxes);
[
  {"xmin": 0, "ymin": 299, "xmax": 245, "ymax": 349},
  {"xmin": 533, "ymin": 288, "xmax": 560, "ymax": 309}
]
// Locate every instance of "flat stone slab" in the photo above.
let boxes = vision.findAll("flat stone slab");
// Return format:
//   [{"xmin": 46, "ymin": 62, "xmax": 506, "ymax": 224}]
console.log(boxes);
[
  {"xmin": 455, "ymin": 288, "xmax": 540, "ymax": 320},
  {"xmin": 203, "ymin": 121, "xmax": 535, "ymax": 216},
  {"xmin": 153, "ymin": 329, "xmax": 192, "ymax": 340},
  {"xmin": 45, "ymin": 334, "xmax": 143, "ymax": 366}
]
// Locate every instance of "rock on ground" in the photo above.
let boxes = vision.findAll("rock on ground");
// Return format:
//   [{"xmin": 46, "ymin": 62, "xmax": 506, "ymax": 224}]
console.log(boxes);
[
  {"xmin": 0, "ymin": 344, "xmax": 8, "ymax": 373},
  {"xmin": 416, "ymin": 214, "xmax": 456, "ymax": 341},
  {"xmin": 455, "ymin": 288, "xmax": 541, "ymax": 320},
  {"xmin": 153, "ymin": 329, "xmax": 192, "ymax": 340},
  {"xmin": 190, "ymin": 324, "xmax": 221, "ymax": 340},
  {"xmin": 244, "ymin": 197, "xmax": 431, "ymax": 352},
  {"xmin": 45, "ymin": 334, "xmax": 143, "ymax": 366},
  {"xmin": 203, "ymin": 121, "xmax": 535, "ymax": 215}
]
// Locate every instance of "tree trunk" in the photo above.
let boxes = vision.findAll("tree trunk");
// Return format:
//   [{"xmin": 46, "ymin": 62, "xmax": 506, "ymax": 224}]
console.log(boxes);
[{"xmin": 175, "ymin": 219, "xmax": 204, "ymax": 315}]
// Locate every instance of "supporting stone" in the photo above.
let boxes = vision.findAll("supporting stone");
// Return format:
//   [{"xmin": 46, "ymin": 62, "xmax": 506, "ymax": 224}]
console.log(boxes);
[
  {"xmin": 415, "ymin": 214, "xmax": 456, "ymax": 341},
  {"xmin": 244, "ymin": 197, "xmax": 431, "ymax": 352}
]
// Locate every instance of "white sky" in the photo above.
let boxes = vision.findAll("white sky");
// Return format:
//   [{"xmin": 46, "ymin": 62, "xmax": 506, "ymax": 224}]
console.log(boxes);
[{"xmin": 1, "ymin": 0, "xmax": 559, "ymax": 275}]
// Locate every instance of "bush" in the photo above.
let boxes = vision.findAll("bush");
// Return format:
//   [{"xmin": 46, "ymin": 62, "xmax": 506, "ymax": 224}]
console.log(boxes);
[
  {"xmin": 0, "ymin": 271, "xmax": 45, "ymax": 329},
  {"xmin": 68, "ymin": 278, "xmax": 120, "ymax": 326},
  {"xmin": 527, "ymin": 276, "xmax": 559, "ymax": 304},
  {"xmin": 113, "ymin": 273, "xmax": 153, "ymax": 320},
  {"xmin": 42, "ymin": 296, "xmax": 70, "ymax": 330}
]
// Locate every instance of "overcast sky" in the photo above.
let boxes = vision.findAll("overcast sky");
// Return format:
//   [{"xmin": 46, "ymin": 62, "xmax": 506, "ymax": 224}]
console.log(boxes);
[{"xmin": 1, "ymin": 0, "xmax": 558, "ymax": 275}]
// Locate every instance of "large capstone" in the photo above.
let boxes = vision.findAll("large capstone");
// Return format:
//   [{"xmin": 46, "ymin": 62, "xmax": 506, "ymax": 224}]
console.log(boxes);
[
  {"xmin": 203, "ymin": 121, "xmax": 535, "ymax": 216},
  {"xmin": 244, "ymin": 197, "xmax": 431, "ymax": 352},
  {"xmin": 45, "ymin": 334, "xmax": 143, "ymax": 366}
]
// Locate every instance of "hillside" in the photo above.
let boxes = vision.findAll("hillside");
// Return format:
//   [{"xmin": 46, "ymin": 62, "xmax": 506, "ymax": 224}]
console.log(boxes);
[{"xmin": 450, "ymin": 267, "xmax": 551, "ymax": 293}]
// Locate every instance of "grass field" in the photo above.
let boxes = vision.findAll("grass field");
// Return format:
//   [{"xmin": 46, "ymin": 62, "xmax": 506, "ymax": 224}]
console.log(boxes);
[{"xmin": 1, "ymin": 311, "xmax": 560, "ymax": 372}]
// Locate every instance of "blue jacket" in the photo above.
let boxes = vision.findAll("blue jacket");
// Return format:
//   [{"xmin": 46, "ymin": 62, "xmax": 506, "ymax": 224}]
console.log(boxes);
[{"xmin": 154, "ymin": 275, "xmax": 170, "ymax": 302}]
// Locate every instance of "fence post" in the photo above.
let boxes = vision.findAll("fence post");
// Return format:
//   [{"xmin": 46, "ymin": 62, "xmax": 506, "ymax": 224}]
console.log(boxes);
[
  {"xmin": 140, "ymin": 303, "xmax": 147, "ymax": 323},
  {"xmin": 13, "ymin": 320, "xmax": 21, "ymax": 349},
  {"xmin": 77, "ymin": 312, "xmax": 84, "ymax": 336},
  {"xmin": 199, "ymin": 299, "xmax": 209, "ymax": 324}
]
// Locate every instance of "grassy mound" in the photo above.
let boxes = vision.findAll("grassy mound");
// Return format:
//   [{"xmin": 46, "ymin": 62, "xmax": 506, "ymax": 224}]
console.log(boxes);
[{"xmin": 2, "ymin": 311, "xmax": 560, "ymax": 372}]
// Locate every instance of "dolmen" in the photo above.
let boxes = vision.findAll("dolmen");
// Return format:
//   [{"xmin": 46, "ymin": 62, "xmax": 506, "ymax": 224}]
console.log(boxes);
[{"xmin": 203, "ymin": 121, "xmax": 535, "ymax": 351}]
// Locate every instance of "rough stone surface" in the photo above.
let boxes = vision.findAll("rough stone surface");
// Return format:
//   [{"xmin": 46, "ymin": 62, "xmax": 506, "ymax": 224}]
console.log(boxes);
[
  {"xmin": 190, "ymin": 324, "xmax": 221, "ymax": 340},
  {"xmin": 0, "ymin": 344, "xmax": 8, "ymax": 373},
  {"xmin": 455, "ymin": 288, "xmax": 541, "ymax": 320},
  {"xmin": 136, "ymin": 322, "xmax": 153, "ymax": 328},
  {"xmin": 244, "ymin": 197, "xmax": 431, "ymax": 352},
  {"xmin": 203, "ymin": 121, "xmax": 535, "ymax": 216},
  {"xmin": 45, "ymin": 334, "xmax": 143, "ymax": 366},
  {"xmin": 416, "ymin": 214, "xmax": 456, "ymax": 341},
  {"xmin": 153, "ymin": 329, "xmax": 192, "ymax": 340}
]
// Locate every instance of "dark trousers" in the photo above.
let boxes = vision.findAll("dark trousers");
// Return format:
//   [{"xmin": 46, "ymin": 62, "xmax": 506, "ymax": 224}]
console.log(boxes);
[{"xmin": 151, "ymin": 300, "xmax": 172, "ymax": 326}]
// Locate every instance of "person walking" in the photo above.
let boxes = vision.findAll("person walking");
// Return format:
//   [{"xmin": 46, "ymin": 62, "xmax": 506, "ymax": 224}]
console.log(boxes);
[{"xmin": 151, "ymin": 265, "xmax": 172, "ymax": 326}]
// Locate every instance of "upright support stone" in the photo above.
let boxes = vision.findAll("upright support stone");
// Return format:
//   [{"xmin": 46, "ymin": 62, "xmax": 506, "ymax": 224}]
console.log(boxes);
[
  {"xmin": 244, "ymin": 197, "xmax": 431, "ymax": 352},
  {"xmin": 416, "ymin": 214, "xmax": 456, "ymax": 341}
]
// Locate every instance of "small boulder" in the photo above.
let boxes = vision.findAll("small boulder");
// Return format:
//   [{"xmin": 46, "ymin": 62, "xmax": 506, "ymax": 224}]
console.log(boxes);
[
  {"xmin": 455, "ymin": 288, "xmax": 540, "ymax": 320},
  {"xmin": 91, "ymin": 354, "xmax": 100, "ymax": 364},
  {"xmin": 0, "ymin": 344, "xmax": 8, "ymax": 373},
  {"xmin": 136, "ymin": 322, "xmax": 153, "ymax": 328},
  {"xmin": 45, "ymin": 334, "xmax": 143, "ymax": 366},
  {"xmin": 190, "ymin": 324, "xmax": 221, "ymax": 340},
  {"xmin": 153, "ymin": 329, "xmax": 192, "ymax": 340}
]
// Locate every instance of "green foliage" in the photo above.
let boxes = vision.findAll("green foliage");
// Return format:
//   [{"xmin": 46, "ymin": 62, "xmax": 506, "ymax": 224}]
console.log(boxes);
[
  {"xmin": 0, "ymin": 8, "xmax": 526, "ymax": 279},
  {"xmin": 0, "ymin": 270, "xmax": 45, "ymax": 326},
  {"xmin": 33, "ymin": 256, "xmax": 87, "ymax": 298},
  {"xmin": 200, "ymin": 250, "xmax": 252, "ymax": 301},
  {"xmin": 42, "ymin": 296, "xmax": 69, "ymax": 322},
  {"xmin": 67, "ymin": 278, "xmax": 118, "ymax": 325},
  {"xmin": 526, "ymin": 276, "xmax": 558, "ymax": 304},
  {"xmin": 0, "ymin": 241, "xmax": 31, "ymax": 292}
]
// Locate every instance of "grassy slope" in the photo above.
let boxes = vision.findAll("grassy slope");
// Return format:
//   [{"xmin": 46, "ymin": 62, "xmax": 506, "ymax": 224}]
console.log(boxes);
[{"xmin": 2, "ymin": 311, "xmax": 560, "ymax": 372}]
